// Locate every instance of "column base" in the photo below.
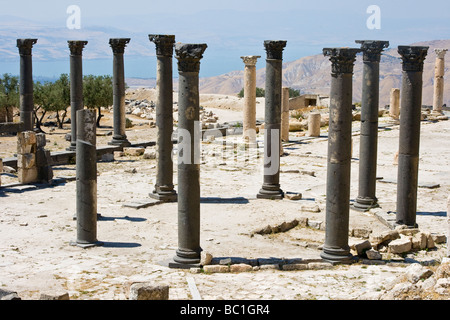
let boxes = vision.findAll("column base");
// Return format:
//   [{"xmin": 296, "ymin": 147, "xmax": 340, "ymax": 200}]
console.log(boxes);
[
  {"xmin": 257, "ymin": 184, "xmax": 284, "ymax": 200},
  {"xmin": 149, "ymin": 190, "xmax": 178, "ymax": 202},
  {"xmin": 109, "ymin": 138, "xmax": 131, "ymax": 147},
  {"xmin": 352, "ymin": 196, "xmax": 379, "ymax": 212},
  {"xmin": 66, "ymin": 144, "xmax": 76, "ymax": 152},
  {"xmin": 320, "ymin": 245, "xmax": 353, "ymax": 264},
  {"xmin": 165, "ymin": 248, "xmax": 202, "ymax": 269},
  {"xmin": 393, "ymin": 221, "xmax": 419, "ymax": 229},
  {"xmin": 69, "ymin": 240, "xmax": 103, "ymax": 249}
]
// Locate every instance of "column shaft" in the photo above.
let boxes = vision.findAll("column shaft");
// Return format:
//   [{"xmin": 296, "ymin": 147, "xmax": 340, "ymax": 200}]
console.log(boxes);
[
  {"xmin": 432, "ymin": 49, "xmax": 447, "ymax": 113},
  {"xmin": 170, "ymin": 43, "xmax": 207, "ymax": 269},
  {"xmin": 109, "ymin": 38, "xmax": 131, "ymax": 147},
  {"xmin": 72, "ymin": 109, "xmax": 102, "ymax": 248},
  {"xmin": 67, "ymin": 41, "xmax": 88, "ymax": 151},
  {"xmin": 149, "ymin": 34, "xmax": 177, "ymax": 201},
  {"xmin": 241, "ymin": 56, "xmax": 260, "ymax": 143},
  {"xmin": 396, "ymin": 46, "xmax": 429, "ymax": 228},
  {"xmin": 321, "ymin": 47, "xmax": 360, "ymax": 264},
  {"xmin": 257, "ymin": 40, "xmax": 286, "ymax": 200},
  {"xmin": 17, "ymin": 39, "xmax": 37, "ymax": 132},
  {"xmin": 354, "ymin": 40, "xmax": 389, "ymax": 211},
  {"xmin": 281, "ymin": 87, "xmax": 290, "ymax": 141}
]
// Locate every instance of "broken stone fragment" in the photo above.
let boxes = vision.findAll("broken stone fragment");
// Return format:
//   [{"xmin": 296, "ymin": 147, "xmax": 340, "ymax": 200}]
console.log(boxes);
[
  {"xmin": 127, "ymin": 283, "xmax": 169, "ymax": 300},
  {"xmin": 388, "ymin": 236, "xmax": 412, "ymax": 254}
]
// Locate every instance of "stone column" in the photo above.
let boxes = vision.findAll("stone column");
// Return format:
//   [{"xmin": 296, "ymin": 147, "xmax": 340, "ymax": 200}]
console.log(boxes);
[
  {"xmin": 169, "ymin": 43, "xmax": 207, "ymax": 269},
  {"xmin": 0, "ymin": 158, "xmax": 2, "ymax": 187},
  {"xmin": 149, "ymin": 34, "xmax": 177, "ymax": 202},
  {"xmin": 109, "ymin": 38, "xmax": 131, "ymax": 147},
  {"xmin": 447, "ymin": 194, "xmax": 450, "ymax": 257},
  {"xmin": 389, "ymin": 88, "xmax": 400, "ymax": 120},
  {"xmin": 71, "ymin": 109, "xmax": 102, "ymax": 248},
  {"xmin": 308, "ymin": 112, "xmax": 321, "ymax": 137},
  {"xmin": 67, "ymin": 40, "xmax": 88, "ymax": 151},
  {"xmin": 17, "ymin": 39, "xmax": 37, "ymax": 132},
  {"xmin": 353, "ymin": 40, "xmax": 389, "ymax": 212},
  {"xmin": 396, "ymin": 46, "xmax": 429, "ymax": 228},
  {"xmin": 281, "ymin": 87, "xmax": 290, "ymax": 142},
  {"xmin": 256, "ymin": 40, "xmax": 287, "ymax": 200},
  {"xmin": 321, "ymin": 47, "xmax": 360, "ymax": 264},
  {"xmin": 240, "ymin": 55, "xmax": 260, "ymax": 143},
  {"xmin": 432, "ymin": 49, "xmax": 447, "ymax": 113}
]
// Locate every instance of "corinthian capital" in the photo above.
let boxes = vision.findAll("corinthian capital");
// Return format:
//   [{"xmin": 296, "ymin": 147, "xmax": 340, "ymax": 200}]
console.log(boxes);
[
  {"xmin": 149, "ymin": 34, "xmax": 175, "ymax": 57},
  {"xmin": 17, "ymin": 39, "xmax": 38, "ymax": 55},
  {"xmin": 356, "ymin": 40, "xmax": 389, "ymax": 62},
  {"xmin": 398, "ymin": 46, "xmax": 429, "ymax": 72},
  {"xmin": 68, "ymin": 40, "xmax": 88, "ymax": 56},
  {"xmin": 175, "ymin": 43, "xmax": 207, "ymax": 73},
  {"xmin": 241, "ymin": 56, "xmax": 261, "ymax": 66},
  {"xmin": 264, "ymin": 40, "xmax": 287, "ymax": 60},
  {"xmin": 323, "ymin": 47, "xmax": 361, "ymax": 74},
  {"xmin": 435, "ymin": 49, "xmax": 448, "ymax": 59},
  {"xmin": 109, "ymin": 38, "xmax": 131, "ymax": 54}
]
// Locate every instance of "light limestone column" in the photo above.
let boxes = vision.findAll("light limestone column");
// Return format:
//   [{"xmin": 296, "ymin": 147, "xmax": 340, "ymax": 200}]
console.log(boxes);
[
  {"xmin": 390, "ymin": 88, "xmax": 400, "ymax": 120},
  {"xmin": 433, "ymin": 49, "xmax": 447, "ymax": 113},
  {"xmin": 308, "ymin": 112, "xmax": 321, "ymax": 137},
  {"xmin": 281, "ymin": 87, "xmax": 290, "ymax": 142},
  {"xmin": 241, "ymin": 55, "xmax": 260, "ymax": 143}
]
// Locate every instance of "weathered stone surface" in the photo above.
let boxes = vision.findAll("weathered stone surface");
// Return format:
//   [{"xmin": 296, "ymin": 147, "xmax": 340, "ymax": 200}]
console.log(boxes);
[
  {"xmin": 424, "ymin": 232, "xmax": 436, "ymax": 249},
  {"xmin": 350, "ymin": 239, "xmax": 372, "ymax": 256},
  {"xmin": 230, "ymin": 264, "xmax": 253, "ymax": 273},
  {"xmin": 200, "ymin": 251, "xmax": 213, "ymax": 266},
  {"xmin": 307, "ymin": 220, "xmax": 323, "ymax": 230},
  {"xmin": 285, "ymin": 192, "xmax": 302, "ymax": 200},
  {"xmin": 203, "ymin": 265, "xmax": 229, "ymax": 273},
  {"xmin": 388, "ymin": 236, "xmax": 412, "ymax": 254},
  {"xmin": 431, "ymin": 233, "xmax": 447, "ymax": 244},
  {"xmin": 39, "ymin": 292, "xmax": 70, "ymax": 300},
  {"xmin": 300, "ymin": 204, "xmax": 321, "ymax": 213},
  {"xmin": 350, "ymin": 228, "xmax": 372, "ymax": 239},
  {"xmin": 370, "ymin": 230, "xmax": 400, "ymax": 249},
  {"xmin": 17, "ymin": 131, "xmax": 37, "ymax": 154},
  {"xmin": 405, "ymin": 263, "xmax": 434, "ymax": 283},
  {"xmin": 282, "ymin": 263, "xmax": 308, "ymax": 271},
  {"xmin": 411, "ymin": 232, "xmax": 428, "ymax": 250},
  {"xmin": 0, "ymin": 289, "xmax": 20, "ymax": 300},
  {"xmin": 308, "ymin": 262, "xmax": 333, "ymax": 270},
  {"xmin": 143, "ymin": 148, "xmax": 157, "ymax": 159},
  {"xmin": 128, "ymin": 283, "xmax": 169, "ymax": 300},
  {"xmin": 366, "ymin": 248, "xmax": 382, "ymax": 260},
  {"xmin": 123, "ymin": 147, "xmax": 145, "ymax": 156}
]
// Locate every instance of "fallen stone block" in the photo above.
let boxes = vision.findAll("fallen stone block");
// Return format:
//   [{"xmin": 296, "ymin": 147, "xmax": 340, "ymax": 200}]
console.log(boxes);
[
  {"xmin": 39, "ymin": 292, "xmax": 70, "ymax": 300},
  {"xmin": 308, "ymin": 262, "xmax": 333, "ymax": 270},
  {"xmin": 229, "ymin": 264, "xmax": 253, "ymax": 273},
  {"xmin": 128, "ymin": 283, "xmax": 169, "ymax": 300},
  {"xmin": 388, "ymin": 237, "xmax": 412, "ymax": 254},
  {"xmin": 350, "ymin": 228, "xmax": 372, "ymax": 239},
  {"xmin": 411, "ymin": 232, "xmax": 428, "ymax": 250},
  {"xmin": 203, "ymin": 265, "xmax": 229, "ymax": 273},
  {"xmin": 282, "ymin": 263, "xmax": 308, "ymax": 271},
  {"xmin": 405, "ymin": 263, "xmax": 434, "ymax": 284},
  {"xmin": 431, "ymin": 233, "xmax": 447, "ymax": 244},
  {"xmin": 123, "ymin": 147, "xmax": 145, "ymax": 156},
  {"xmin": 143, "ymin": 148, "xmax": 157, "ymax": 159}
]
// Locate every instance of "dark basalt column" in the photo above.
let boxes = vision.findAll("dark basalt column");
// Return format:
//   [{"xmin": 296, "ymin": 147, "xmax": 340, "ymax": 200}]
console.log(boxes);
[
  {"xmin": 353, "ymin": 40, "xmax": 389, "ymax": 211},
  {"xmin": 396, "ymin": 46, "xmax": 429, "ymax": 228},
  {"xmin": 67, "ymin": 40, "xmax": 88, "ymax": 151},
  {"xmin": 321, "ymin": 47, "xmax": 360, "ymax": 264},
  {"xmin": 71, "ymin": 109, "xmax": 102, "ymax": 248},
  {"xmin": 169, "ymin": 43, "xmax": 207, "ymax": 269},
  {"xmin": 256, "ymin": 40, "xmax": 287, "ymax": 200},
  {"xmin": 109, "ymin": 38, "xmax": 131, "ymax": 147},
  {"xmin": 149, "ymin": 34, "xmax": 177, "ymax": 202},
  {"xmin": 17, "ymin": 39, "xmax": 38, "ymax": 132}
]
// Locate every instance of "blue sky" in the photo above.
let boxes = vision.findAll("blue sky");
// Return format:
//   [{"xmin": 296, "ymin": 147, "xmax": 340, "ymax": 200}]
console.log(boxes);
[{"xmin": 0, "ymin": 0, "xmax": 449, "ymax": 78}]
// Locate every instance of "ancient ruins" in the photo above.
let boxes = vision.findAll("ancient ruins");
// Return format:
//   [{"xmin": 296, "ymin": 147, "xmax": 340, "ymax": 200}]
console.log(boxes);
[{"xmin": 0, "ymin": 35, "xmax": 449, "ymax": 301}]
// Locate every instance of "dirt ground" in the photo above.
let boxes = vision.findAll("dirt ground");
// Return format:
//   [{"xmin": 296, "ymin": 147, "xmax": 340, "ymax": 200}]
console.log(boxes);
[{"xmin": 0, "ymin": 92, "xmax": 449, "ymax": 301}]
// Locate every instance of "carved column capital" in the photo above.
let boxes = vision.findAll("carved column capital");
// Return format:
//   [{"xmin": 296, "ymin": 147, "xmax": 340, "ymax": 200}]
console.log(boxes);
[
  {"xmin": 356, "ymin": 40, "xmax": 389, "ymax": 62},
  {"xmin": 323, "ymin": 48, "xmax": 361, "ymax": 74},
  {"xmin": 68, "ymin": 40, "xmax": 88, "ymax": 56},
  {"xmin": 109, "ymin": 38, "xmax": 130, "ymax": 54},
  {"xmin": 398, "ymin": 46, "xmax": 429, "ymax": 72},
  {"xmin": 264, "ymin": 40, "xmax": 287, "ymax": 60},
  {"xmin": 435, "ymin": 48, "xmax": 448, "ymax": 59},
  {"xmin": 149, "ymin": 35, "xmax": 175, "ymax": 57},
  {"xmin": 16, "ymin": 39, "xmax": 38, "ymax": 55},
  {"xmin": 241, "ymin": 55, "xmax": 261, "ymax": 66},
  {"xmin": 175, "ymin": 43, "xmax": 207, "ymax": 73}
]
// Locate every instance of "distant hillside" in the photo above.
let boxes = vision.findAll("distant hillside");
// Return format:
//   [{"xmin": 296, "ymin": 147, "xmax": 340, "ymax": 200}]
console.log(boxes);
[{"xmin": 194, "ymin": 39, "xmax": 450, "ymax": 107}]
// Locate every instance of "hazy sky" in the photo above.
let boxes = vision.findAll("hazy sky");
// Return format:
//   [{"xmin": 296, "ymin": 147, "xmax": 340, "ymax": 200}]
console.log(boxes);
[{"xmin": 1, "ymin": 0, "xmax": 449, "ymax": 78}]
